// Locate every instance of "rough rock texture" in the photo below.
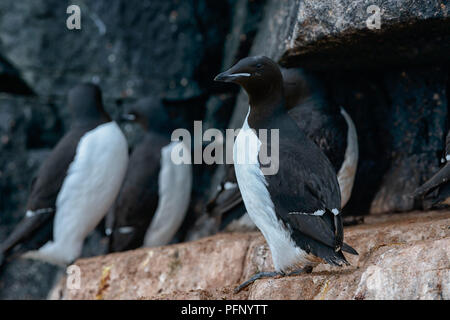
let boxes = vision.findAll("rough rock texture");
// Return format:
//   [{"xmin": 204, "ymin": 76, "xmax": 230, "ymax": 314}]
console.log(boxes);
[
  {"xmin": 0, "ymin": 0, "xmax": 230, "ymax": 102},
  {"xmin": 53, "ymin": 211, "xmax": 450, "ymax": 300},
  {"xmin": 233, "ymin": 0, "xmax": 450, "ymax": 69},
  {"xmin": 282, "ymin": 0, "xmax": 450, "ymax": 70}
]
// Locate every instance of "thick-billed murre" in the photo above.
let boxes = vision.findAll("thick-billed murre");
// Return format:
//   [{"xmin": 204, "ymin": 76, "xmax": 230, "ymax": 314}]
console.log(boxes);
[
  {"xmin": 0, "ymin": 83, "xmax": 129, "ymax": 267},
  {"xmin": 214, "ymin": 56, "xmax": 358, "ymax": 292},
  {"xmin": 107, "ymin": 97, "xmax": 192, "ymax": 252},
  {"xmin": 208, "ymin": 66, "xmax": 358, "ymax": 233}
]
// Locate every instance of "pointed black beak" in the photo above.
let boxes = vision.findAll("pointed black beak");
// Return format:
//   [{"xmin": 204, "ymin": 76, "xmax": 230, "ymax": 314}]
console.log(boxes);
[
  {"xmin": 214, "ymin": 70, "xmax": 251, "ymax": 83},
  {"xmin": 214, "ymin": 71, "xmax": 231, "ymax": 82}
]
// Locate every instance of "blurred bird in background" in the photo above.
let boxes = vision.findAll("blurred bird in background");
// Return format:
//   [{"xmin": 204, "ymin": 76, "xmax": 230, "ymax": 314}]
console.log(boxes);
[
  {"xmin": 107, "ymin": 97, "xmax": 192, "ymax": 252},
  {"xmin": 0, "ymin": 83, "xmax": 129, "ymax": 268}
]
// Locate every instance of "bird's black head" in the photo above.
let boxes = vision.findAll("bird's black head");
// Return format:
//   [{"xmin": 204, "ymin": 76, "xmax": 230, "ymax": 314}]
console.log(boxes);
[
  {"xmin": 122, "ymin": 97, "xmax": 174, "ymax": 134},
  {"xmin": 214, "ymin": 56, "xmax": 284, "ymax": 107},
  {"xmin": 68, "ymin": 83, "xmax": 110, "ymax": 123}
]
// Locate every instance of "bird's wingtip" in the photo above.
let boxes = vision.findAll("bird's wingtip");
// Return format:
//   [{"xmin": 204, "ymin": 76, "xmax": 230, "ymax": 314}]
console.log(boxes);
[
  {"xmin": 412, "ymin": 184, "xmax": 433, "ymax": 199},
  {"xmin": 410, "ymin": 188, "xmax": 423, "ymax": 198}
]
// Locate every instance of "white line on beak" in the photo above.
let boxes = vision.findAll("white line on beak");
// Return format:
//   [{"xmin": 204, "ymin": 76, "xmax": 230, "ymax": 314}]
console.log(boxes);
[
  {"xmin": 228, "ymin": 73, "xmax": 251, "ymax": 78},
  {"xmin": 123, "ymin": 114, "xmax": 136, "ymax": 121}
]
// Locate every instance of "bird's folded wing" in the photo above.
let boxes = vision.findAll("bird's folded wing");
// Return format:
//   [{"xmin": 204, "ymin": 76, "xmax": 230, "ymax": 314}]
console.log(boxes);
[
  {"xmin": 0, "ymin": 211, "xmax": 54, "ymax": 256},
  {"xmin": 26, "ymin": 128, "xmax": 91, "ymax": 211},
  {"xmin": 263, "ymin": 146, "xmax": 342, "ymax": 250},
  {"xmin": 207, "ymin": 187, "xmax": 243, "ymax": 217}
]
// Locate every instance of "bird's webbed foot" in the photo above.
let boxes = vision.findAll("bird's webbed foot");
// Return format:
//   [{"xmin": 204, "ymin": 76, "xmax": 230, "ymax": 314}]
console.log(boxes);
[
  {"xmin": 234, "ymin": 271, "xmax": 283, "ymax": 293},
  {"xmin": 286, "ymin": 265, "xmax": 314, "ymax": 276}
]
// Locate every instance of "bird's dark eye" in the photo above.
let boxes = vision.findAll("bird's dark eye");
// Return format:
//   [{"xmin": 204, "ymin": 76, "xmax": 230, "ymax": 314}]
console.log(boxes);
[{"xmin": 256, "ymin": 63, "xmax": 263, "ymax": 69}]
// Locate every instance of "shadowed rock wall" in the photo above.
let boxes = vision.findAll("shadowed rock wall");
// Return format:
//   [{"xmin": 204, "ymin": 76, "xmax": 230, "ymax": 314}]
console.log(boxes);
[
  {"xmin": 1, "ymin": 0, "xmax": 449, "ymax": 299},
  {"xmin": 0, "ymin": 0, "xmax": 232, "ymax": 299}
]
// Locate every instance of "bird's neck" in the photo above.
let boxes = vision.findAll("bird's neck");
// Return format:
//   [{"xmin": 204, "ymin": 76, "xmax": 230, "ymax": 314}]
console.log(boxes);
[
  {"xmin": 71, "ymin": 106, "xmax": 111, "ymax": 127},
  {"xmin": 247, "ymin": 84, "xmax": 285, "ymax": 130},
  {"xmin": 72, "ymin": 114, "xmax": 110, "ymax": 130}
]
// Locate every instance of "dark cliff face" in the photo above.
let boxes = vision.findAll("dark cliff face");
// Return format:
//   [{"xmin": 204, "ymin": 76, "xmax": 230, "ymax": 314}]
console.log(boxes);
[
  {"xmin": 324, "ymin": 66, "xmax": 449, "ymax": 215},
  {"xmin": 0, "ymin": 0, "xmax": 449, "ymax": 299},
  {"xmin": 0, "ymin": 0, "xmax": 233, "ymax": 299}
]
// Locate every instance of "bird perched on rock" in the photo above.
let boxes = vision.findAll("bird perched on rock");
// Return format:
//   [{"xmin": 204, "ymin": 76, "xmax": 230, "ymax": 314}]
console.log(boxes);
[
  {"xmin": 0, "ymin": 83, "xmax": 129, "ymax": 267},
  {"xmin": 208, "ymin": 66, "xmax": 358, "ymax": 232},
  {"xmin": 214, "ymin": 56, "xmax": 358, "ymax": 292},
  {"xmin": 107, "ymin": 97, "xmax": 192, "ymax": 252},
  {"xmin": 413, "ymin": 130, "xmax": 450, "ymax": 207}
]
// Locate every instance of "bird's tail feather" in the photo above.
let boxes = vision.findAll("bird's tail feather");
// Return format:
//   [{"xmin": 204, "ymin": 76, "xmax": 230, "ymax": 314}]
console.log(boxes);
[
  {"xmin": 324, "ymin": 250, "xmax": 350, "ymax": 266},
  {"xmin": 342, "ymin": 242, "xmax": 358, "ymax": 255}
]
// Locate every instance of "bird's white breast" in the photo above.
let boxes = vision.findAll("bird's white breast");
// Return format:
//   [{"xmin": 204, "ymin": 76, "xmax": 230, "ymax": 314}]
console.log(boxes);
[
  {"xmin": 233, "ymin": 109, "xmax": 313, "ymax": 273},
  {"xmin": 25, "ymin": 121, "xmax": 129, "ymax": 265},
  {"xmin": 143, "ymin": 141, "xmax": 192, "ymax": 247}
]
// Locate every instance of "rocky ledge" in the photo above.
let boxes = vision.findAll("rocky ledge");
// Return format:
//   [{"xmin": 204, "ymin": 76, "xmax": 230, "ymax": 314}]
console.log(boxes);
[{"xmin": 50, "ymin": 210, "xmax": 449, "ymax": 300}]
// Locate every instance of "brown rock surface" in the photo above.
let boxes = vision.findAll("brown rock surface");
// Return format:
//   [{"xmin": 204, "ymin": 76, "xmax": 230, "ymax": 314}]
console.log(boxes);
[{"xmin": 54, "ymin": 211, "xmax": 449, "ymax": 300}]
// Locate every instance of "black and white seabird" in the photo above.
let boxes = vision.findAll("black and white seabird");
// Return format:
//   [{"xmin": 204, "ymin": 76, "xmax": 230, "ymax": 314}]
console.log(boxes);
[
  {"xmin": 107, "ymin": 97, "xmax": 192, "ymax": 252},
  {"xmin": 0, "ymin": 83, "xmax": 129, "ymax": 267},
  {"xmin": 413, "ymin": 130, "xmax": 450, "ymax": 206},
  {"xmin": 207, "ymin": 66, "xmax": 358, "ymax": 232},
  {"xmin": 214, "ymin": 56, "xmax": 358, "ymax": 292}
]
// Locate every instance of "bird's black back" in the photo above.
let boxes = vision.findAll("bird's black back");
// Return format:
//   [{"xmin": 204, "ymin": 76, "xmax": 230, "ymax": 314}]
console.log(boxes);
[
  {"xmin": 288, "ymin": 96, "xmax": 347, "ymax": 174},
  {"xmin": 261, "ymin": 113, "xmax": 355, "ymax": 264}
]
